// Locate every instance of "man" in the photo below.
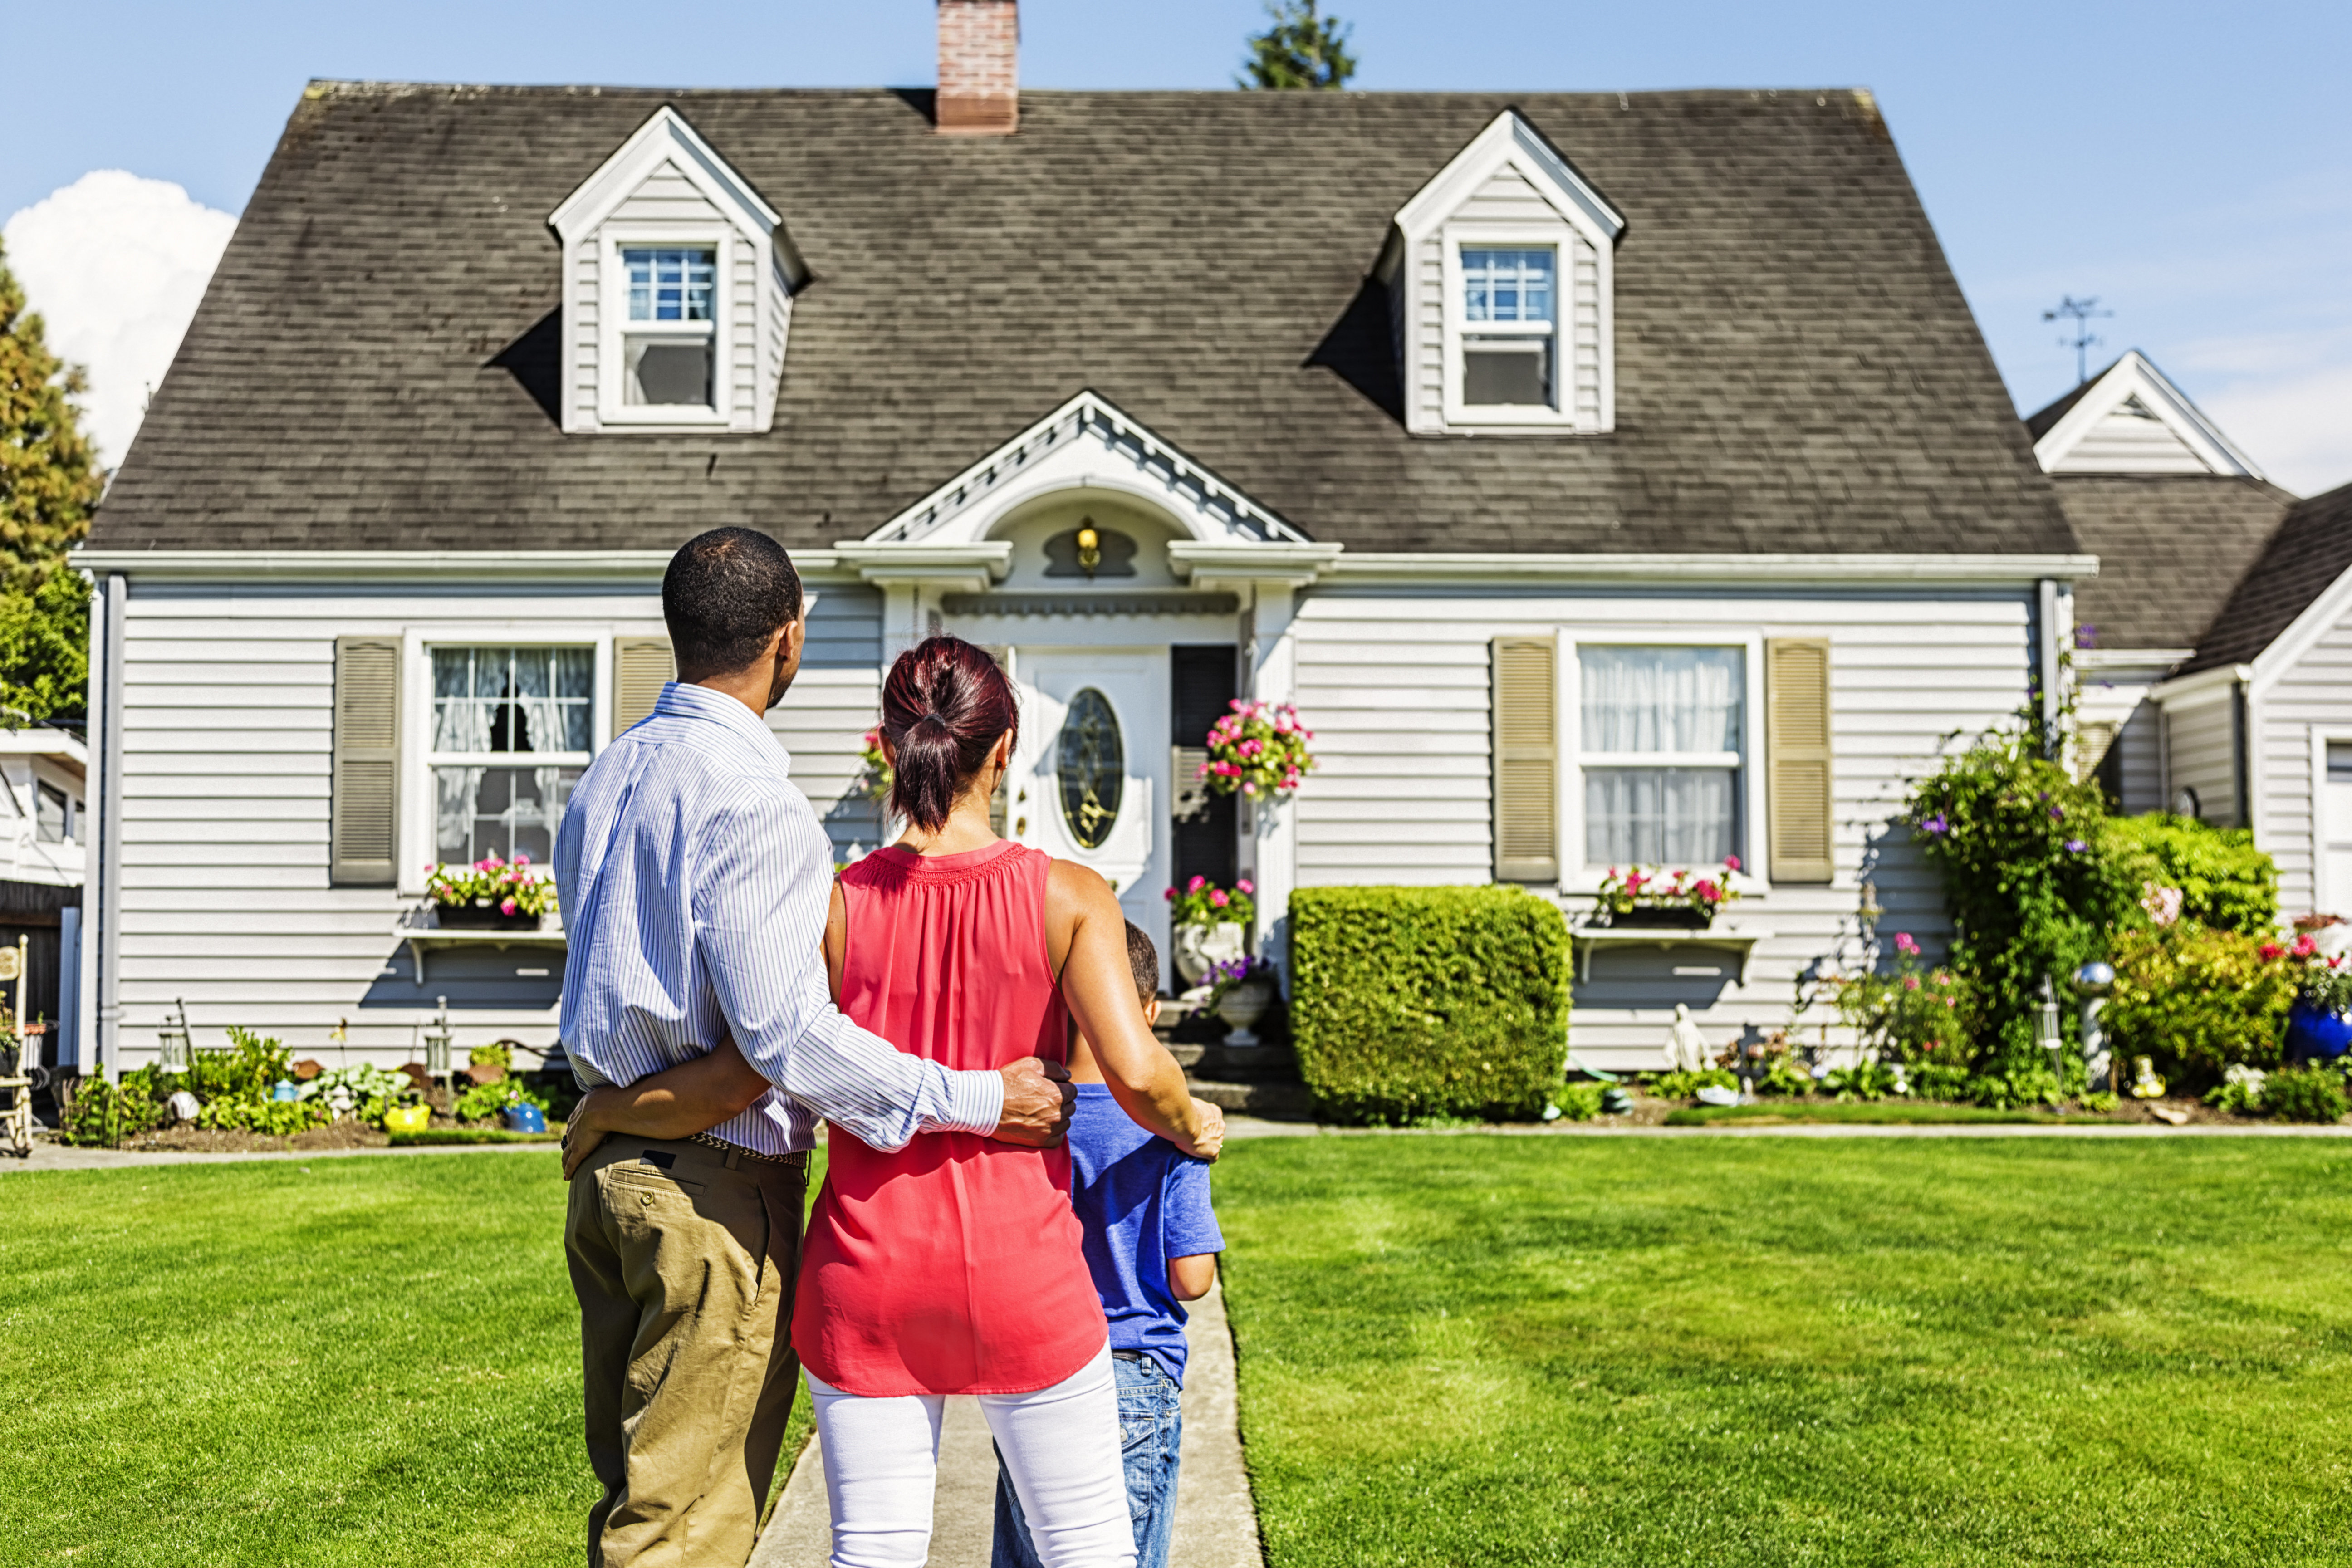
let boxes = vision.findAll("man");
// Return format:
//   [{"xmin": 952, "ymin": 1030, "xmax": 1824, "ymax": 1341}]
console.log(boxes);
[{"xmin": 554, "ymin": 527, "xmax": 1074, "ymax": 1568}]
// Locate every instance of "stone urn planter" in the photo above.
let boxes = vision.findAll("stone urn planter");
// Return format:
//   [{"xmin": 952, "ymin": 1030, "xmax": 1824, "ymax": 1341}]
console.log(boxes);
[
  {"xmin": 1174, "ymin": 920, "xmax": 1248, "ymax": 986},
  {"xmin": 1215, "ymin": 976, "xmax": 1278, "ymax": 1049}
]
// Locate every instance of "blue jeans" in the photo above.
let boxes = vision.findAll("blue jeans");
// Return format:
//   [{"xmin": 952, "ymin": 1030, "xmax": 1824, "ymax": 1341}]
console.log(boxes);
[{"xmin": 993, "ymin": 1352, "xmax": 1182, "ymax": 1568}]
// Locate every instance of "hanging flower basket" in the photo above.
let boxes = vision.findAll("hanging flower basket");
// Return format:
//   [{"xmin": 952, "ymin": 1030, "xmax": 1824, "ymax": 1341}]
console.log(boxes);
[
  {"xmin": 1200, "ymin": 701, "xmax": 1315, "ymax": 799},
  {"xmin": 1592, "ymin": 861, "xmax": 1742, "ymax": 927}
]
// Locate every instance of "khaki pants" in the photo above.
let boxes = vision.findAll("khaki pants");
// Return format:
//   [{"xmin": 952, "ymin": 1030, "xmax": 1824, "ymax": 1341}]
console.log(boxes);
[{"xmin": 565, "ymin": 1134, "xmax": 809, "ymax": 1568}]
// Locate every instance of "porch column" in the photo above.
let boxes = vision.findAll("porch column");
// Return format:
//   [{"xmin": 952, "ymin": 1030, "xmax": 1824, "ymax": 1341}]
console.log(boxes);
[{"xmin": 1243, "ymin": 581, "xmax": 1302, "ymax": 985}]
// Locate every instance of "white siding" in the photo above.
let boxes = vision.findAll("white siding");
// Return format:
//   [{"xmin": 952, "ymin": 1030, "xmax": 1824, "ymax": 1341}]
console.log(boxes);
[
  {"xmin": 609, "ymin": 161, "xmax": 715, "ymax": 225},
  {"xmin": 2048, "ymin": 398, "xmax": 2216, "ymax": 475},
  {"xmin": 2165, "ymin": 693, "xmax": 2239, "ymax": 828},
  {"xmin": 1410, "ymin": 243, "xmax": 1445, "ymax": 429},
  {"xmin": 2258, "ymin": 615, "xmax": 2352, "ymax": 919},
  {"xmin": 109, "ymin": 583, "xmax": 882, "ymax": 1070},
  {"xmin": 569, "ymin": 239, "xmax": 600, "ymax": 430},
  {"xmin": 1455, "ymin": 165, "xmax": 1556, "ymax": 223},
  {"xmin": 1290, "ymin": 588, "xmax": 2037, "ymax": 1070},
  {"xmin": 2075, "ymin": 656, "xmax": 2175, "ymax": 814}
]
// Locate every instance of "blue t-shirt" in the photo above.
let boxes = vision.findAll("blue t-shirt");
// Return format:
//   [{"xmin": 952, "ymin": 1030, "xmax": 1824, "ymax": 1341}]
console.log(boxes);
[{"xmin": 1066, "ymin": 1083, "xmax": 1225, "ymax": 1387}]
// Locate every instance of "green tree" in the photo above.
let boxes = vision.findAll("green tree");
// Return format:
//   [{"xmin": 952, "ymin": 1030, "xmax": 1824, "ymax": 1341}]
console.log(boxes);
[
  {"xmin": 1239, "ymin": 0, "xmax": 1357, "ymax": 90},
  {"xmin": 0, "ymin": 235, "xmax": 99, "ymax": 721}
]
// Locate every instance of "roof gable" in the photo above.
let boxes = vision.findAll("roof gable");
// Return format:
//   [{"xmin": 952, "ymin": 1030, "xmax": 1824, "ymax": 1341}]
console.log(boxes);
[
  {"xmin": 548, "ymin": 104, "xmax": 789, "ymax": 264},
  {"xmin": 2029, "ymin": 351, "xmax": 2263, "ymax": 479},
  {"xmin": 1392, "ymin": 109, "xmax": 1626, "ymax": 248},
  {"xmin": 2184, "ymin": 480, "xmax": 2352, "ymax": 677}
]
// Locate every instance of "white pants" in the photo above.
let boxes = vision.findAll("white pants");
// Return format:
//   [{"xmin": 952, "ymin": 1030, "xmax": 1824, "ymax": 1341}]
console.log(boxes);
[{"xmin": 806, "ymin": 1344, "xmax": 1136, "ymax": 1568}]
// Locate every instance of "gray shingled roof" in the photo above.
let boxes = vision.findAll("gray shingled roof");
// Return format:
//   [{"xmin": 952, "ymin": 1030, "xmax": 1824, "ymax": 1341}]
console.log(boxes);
[
  {"xmin": 2053, "ymin": 474, "xmax": 2295, "ymax": 652},
  {"xmin": 2182, "ymin": 480, "xmax": 2352, "ymax": 673},
  {"xmin": 92, "ymin": 84, "xmax": 2073, "ymax": 557}
]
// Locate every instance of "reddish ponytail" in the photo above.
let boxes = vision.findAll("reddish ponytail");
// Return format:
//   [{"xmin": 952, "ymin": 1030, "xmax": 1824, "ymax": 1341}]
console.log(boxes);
[{"xmin": 881, "ymin": 636, "xmax": 1019, "ymax": 832}]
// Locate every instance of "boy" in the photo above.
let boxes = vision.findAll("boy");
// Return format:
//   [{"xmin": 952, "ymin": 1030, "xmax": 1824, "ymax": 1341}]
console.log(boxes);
[{"xmin": 994, "ymin": 922, "xmax": 1224, "ymax": 1568}]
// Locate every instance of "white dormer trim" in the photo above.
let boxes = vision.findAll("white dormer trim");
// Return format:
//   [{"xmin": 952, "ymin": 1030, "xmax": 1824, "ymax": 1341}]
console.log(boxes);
[
  {"xmin": 1383, "ymin": 110, "xmax": 1625, "ymax": 436},
  {"xmin": 2032, "ymin": 350, "xmax": 2265, "ymax": 479},
  {"xmin": 861, "ymin": 391, "xmax": 1313, "ymax": 549},
  {"xmin": 548, "ymin": 106, "xmax": 802, "ymax": 436}
]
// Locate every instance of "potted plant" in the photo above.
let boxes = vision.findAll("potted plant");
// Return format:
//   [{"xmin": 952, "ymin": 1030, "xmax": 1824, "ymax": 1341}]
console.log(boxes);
[
  {"xmin": 425, "ymin": 855, "xmax": 557, "ymax": 930},
  {"xmin": 2283, "ymin": 931, "xmax": 2352, "ymax": 1066},
  {"xmin": 1166, "ymin": 876, "xmax": 1254, "ymax": 985},
  {"xmin": 1199, "ymin": 701, "xmax": 1316, "ymax": 800},
  {"xmin": 1592, "ymin": 859, "xmax": 1743, "ymax": 928}
]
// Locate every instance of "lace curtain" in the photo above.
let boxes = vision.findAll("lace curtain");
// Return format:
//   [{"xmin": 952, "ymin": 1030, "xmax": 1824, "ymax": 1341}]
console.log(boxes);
[
  {"xmin": 431, "ymin": 648, "xmax": 593, "ymax": 861},
  {"xmin": 1581, "ymin": 647, "xmax": 1742, "ymax": 865}
]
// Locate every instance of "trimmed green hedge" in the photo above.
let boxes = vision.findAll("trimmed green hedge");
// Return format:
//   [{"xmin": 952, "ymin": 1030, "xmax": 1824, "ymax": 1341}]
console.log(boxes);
[{"xmin": 1289, "ymin": 885, "xmax": 1570, "ymax": 1123}]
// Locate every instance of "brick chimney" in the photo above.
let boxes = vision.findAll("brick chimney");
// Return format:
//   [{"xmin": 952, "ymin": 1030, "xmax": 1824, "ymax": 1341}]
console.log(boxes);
[{"xmin": 937, "ymin": 0, "xmax": 1018, "ymax": 135}]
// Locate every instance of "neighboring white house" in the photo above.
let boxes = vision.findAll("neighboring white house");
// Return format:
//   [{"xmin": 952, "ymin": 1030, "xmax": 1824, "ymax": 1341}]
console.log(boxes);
[
  {"xmin": 76, "ymin": 5, "xmax": 2102, "ymax": 1077},
  {"xmin": 0, "ymin": 727, "xmax": 90, "ymax": 1069},
  {"xmin": 2028, "ymin": 352, "xmax": 2352, "ymax": 925}
]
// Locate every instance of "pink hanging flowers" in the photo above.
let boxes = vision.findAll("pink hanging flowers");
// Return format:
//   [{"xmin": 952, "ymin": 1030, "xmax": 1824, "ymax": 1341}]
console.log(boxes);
[{"xmin": 1200, "ymin": 700, "xmax": 1317, "ymax": 800}]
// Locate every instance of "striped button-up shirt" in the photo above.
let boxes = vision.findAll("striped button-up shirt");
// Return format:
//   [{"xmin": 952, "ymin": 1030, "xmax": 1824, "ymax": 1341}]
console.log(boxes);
[{"xmin": 554, "ymin": 681, "xmax": 1004, "ymax": 1155}]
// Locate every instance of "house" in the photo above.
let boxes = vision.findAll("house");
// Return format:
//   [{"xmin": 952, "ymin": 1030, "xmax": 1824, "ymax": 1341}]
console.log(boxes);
[
  {"xmin": 73, "ymin": 0, "xmax": 2099, "ymax": 1078},
  {"xmin": 0, "ymin": 728, "xmax": 89, "ymax": 1064},
  {"xmin": 2029, "ymin": 351, "xmax": 2352, "ymax": 922}
]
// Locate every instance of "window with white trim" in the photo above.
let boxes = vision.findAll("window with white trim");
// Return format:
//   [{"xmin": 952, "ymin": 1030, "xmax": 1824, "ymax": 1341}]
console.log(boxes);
[
  {"xmin": 1578, "ymin": 646, "xmax": 1744, "ymax": 865},
  {"xmin": 428, "ymin": 647, "xmax": 594, "ymax": 865},
  {"xmin": 621, "ymin": 246, "xmax": 717, "ymax": 407},
  {"xmin": 1460, "ymin": 246, "xmax": 1557, "ymax": 408},
  {"xmin": 35, "ymin": 779, "xmax": 72, "ymax": 844}
]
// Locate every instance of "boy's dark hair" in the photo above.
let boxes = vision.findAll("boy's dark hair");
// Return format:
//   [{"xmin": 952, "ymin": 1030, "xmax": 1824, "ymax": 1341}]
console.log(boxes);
[
  {"xmin": 1124, "ymin": 921, "xmax": 1160, "ymax": 1009},
  {"xmin": 662, "ymin": 528, "xmax": 804, "ymax": 678}
]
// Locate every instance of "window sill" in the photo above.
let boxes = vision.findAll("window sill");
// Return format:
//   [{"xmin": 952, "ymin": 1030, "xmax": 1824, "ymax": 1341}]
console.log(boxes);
[
  {"xmin": 1567, "ymin": 921, "xmax": 1773, "ymax": 985},
  {"xmin": 394, "ymin": 924, "xmax": 568, "ymax": 986}
]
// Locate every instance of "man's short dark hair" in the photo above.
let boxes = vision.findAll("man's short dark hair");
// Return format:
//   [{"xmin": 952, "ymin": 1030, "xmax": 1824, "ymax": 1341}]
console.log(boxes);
[
  {"xmin": 1124, "ymin": 921, "xmax": 1160, "ymax": 1009},
  {"xmin": 663, "ymin": 528, "xmax": 804, "ymax": 677}
]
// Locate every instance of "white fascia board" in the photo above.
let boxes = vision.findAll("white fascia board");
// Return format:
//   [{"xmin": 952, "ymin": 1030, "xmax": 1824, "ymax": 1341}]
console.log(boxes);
[
  {"xmin": 0, "ymin": 730, "xmax": 89, "ymax": 767},
  {"xmin": 71, "ymin": 549, "xmax": 858, "ymax": 585},
  {"xmin": 2149, "ymin": 662, "xmax": 2253, "ymax": 705},
  {"xmin": 1168, "ymin": 542, "xmax": 1344, "ymax": 589},
  {"xmin": 2031, "ymin": 350, "xmax": 2264, "ymax": 479},
  {"xmin": 1319, "ymin": 552, "xmax": 2099, "ymax": 587},
  {"xmin": 2075, "ymin": 647, "xmax": 2193, "ymax": 674},
  {"xmin": 864, "ymin": 391, "xmax": 1308, "ymax": 549},
  {"xmin": 548, "ymin": 105, "xmax": 781, "ymax": 249},
  {"xmin": 833, "ymin": 543, "xmax": 1012, "ymax": 591},
  {"xmin": 2249, "ymin": 559, "xmax": 2352, "ymax": 697},
  {"xmin": 1392, "ymin": 110, "xmax": 1625, "ymax": 249}
]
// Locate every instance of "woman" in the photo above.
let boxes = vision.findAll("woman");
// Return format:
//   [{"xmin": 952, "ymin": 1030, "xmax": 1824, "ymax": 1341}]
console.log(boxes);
[{"xmin": 565, "ymin": 635, "xmax": 1221, "ymax": 1568}]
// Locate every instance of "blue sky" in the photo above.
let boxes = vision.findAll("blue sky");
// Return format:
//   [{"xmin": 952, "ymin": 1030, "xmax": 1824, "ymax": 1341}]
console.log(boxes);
[{"xmin": 8, "ymin": 0, "xmax": 2350, "ymax": 489}]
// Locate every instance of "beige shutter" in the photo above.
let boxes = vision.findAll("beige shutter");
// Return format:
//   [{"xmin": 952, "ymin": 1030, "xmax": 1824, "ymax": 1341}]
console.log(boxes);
[
  {"xmin": 330, "ymin": 637, "xmax": 400, "ymax": 886},
  {"xmin": 612, "ymin": 637, "xmax": 675, "ymax": 737},
  {"xmin": 1491, "ymin": 637, "xmax": 1559, "ymax": 882},
  {"xmin": 1766, "ymin": 638, "xmax": 1835, "ymax": 883}
]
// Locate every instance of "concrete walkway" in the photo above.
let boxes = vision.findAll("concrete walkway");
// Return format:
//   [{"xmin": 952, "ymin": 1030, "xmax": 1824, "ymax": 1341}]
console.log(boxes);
[{"xmin": 752, "ymin": 1280, "xmax": 1264, "ymax": 1568}]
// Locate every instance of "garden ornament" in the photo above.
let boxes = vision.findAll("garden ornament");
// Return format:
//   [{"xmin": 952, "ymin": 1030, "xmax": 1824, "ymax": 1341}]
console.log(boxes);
[
  {"xmin": 270, "ymin": 1079, "xmax": 301, "ymax": 1103},
  {"xmin": 163, "ymin": 1089, "xmax": 201, "ymax": 1124},
  {"xmin": 505, "ymin": 1102, "xmax": 549, "ymax": 1134},
  {"xmin": 2072, "ymin": 961, "xmax": 2116, "ymax": 1093},
  {"xmin": 327, "ymin": 1085, "xmax": 355, "ymax": 1118},
  {"xmin": 421, "ymin": 998, "xmax": 454, "ymax": 1084},
  {"xmin": 155, "ymin": 998, "xmax": 193, "ymax": 1075},
  {"xmin": 2034, "ymin": 975, "xmax": 2064, "ymax": 1078},
  {"xmin": 382, "ymin": 1102, "xmax": 431, "ymax": 1135},
  {"xmin": 1666, "ymin": 1004, "xmax": 1712, "ymax": 1074},
  {"xmin": 2129, "ymin": 1056, "xmax": 2166, "ymax": 1099}
]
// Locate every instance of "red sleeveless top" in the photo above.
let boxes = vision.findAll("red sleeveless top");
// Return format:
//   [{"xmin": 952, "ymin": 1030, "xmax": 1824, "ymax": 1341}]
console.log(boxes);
[{"xmin": 791, "ymin": 839, "xmax": 1107, "ymax": 1396}]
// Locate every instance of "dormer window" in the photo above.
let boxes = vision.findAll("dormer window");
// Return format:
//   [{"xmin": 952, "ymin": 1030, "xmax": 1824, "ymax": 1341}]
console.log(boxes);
[
  {"xmin": 1460, "ymin": 247, "xmax": 1557, "ymax": 408},
  {"xmin": 622, "ymin": 247, "xmax": 717, "ymax": 407},
  {"xmin": 549, "ymin": 106, "xmax": 807, "ymax": 436},
  {"xmin": 1386, "ymin": 110, "xmax": 1625, "ymax": 436}
]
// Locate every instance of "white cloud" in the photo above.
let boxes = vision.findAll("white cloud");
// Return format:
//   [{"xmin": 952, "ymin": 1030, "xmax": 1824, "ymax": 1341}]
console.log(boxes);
[
  {"xmin": 3, "ymin": 171, "xmax": 237, "ymax": 470},
  {"xmin": 2200, "ymin": 363, "xmax": 2352, "ymax": 501}
]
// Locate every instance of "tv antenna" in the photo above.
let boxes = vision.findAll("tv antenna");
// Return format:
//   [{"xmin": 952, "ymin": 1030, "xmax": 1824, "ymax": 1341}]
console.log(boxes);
[{"xmin": 2043, "ymin": 295, "xmax": 2113, "ymax": 386}]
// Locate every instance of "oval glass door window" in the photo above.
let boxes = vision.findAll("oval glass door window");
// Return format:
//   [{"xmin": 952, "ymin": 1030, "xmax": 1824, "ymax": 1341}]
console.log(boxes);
[{"xmin": 1057, "ymin": 689, "xmax": 1124, "ymax": 849}]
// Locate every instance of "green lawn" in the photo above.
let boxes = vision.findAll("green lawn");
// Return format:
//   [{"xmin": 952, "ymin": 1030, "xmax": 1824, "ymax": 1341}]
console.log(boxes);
[
  {"xmin": 1217, "ymin": 1137, "xmax": 2352, "ymax": 1567},
  {"xmin": 10, "ymin": 1139, "xmax": 2350, "ymax": 1566}
]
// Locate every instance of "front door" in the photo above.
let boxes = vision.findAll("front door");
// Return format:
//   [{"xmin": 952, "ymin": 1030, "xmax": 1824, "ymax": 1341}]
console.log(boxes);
[{"xmin": 1004, "ymin": 649, "xmax": 1172, "ymax": 970}]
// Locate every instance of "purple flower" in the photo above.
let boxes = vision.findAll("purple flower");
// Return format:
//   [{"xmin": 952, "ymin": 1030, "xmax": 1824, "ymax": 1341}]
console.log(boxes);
[
  {"xmin": 1919, "ymin": 813, "xmax": 1950, "ymax": 837},
  {"xmin": 2048, "ymin": 805, "xmax": 2065, "ymax": 821},
  {"xmin": 2074, "ymin": 624, "xmax": 2099, "ymax": 650},
  {"xmin": 2064, "ymin": 838, "xmax": 2087, "ymax": 854}
]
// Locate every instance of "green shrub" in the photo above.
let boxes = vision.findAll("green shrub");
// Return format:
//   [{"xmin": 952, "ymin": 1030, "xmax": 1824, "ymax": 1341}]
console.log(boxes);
[
  {"xmin": 2106, "ymin": 924, "xmax": 2294, "ymax": 1088},
  {"xmin": 1907, "ymin": 726, "xmax": 2116, "ymax": 1076},
  {"xmin": 2101, "ymin": 813, "xmax": 2278, "ymax": 935},
  {"xmin": 59, "ymin": 1070, "xmax": 162, "ymax": 1147},
  {"xmin": 453, "ymin": 1075, "xmax": 549, "ymax": 1124},
  {"xmin": 195, "ymin": 1094, "xmax": 329, "ymax": 1136},
  {"xmin": 184, "ymin": 1026, "xmax": 295, "ymax": 1102},
  {"xmin": 1553, "ymin": 1081, "xmax": 1606, "ymax": 1120},
  {"xmin": 1289, "ymin": 886, "xmax": 1569, "ymax": 1124},
  {"xmin": 1648, "ymin": 1068, "xmax": 1737, "ymax": 1100},
  {"xmin": 2262, "ymin": 1065, "xmax": 2349, "ymax": 1124},
  {"xmin": 1833, "ymin": 936, "xmax": 1977, "ymax": 1072}
]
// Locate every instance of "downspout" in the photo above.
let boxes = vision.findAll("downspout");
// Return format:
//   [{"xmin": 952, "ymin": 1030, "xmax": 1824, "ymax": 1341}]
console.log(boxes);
[
  {"xmin": 97, "ymin": 573, "xmax": 126, "ymax": 1081},
  {"xmin": 2036, "ymin": 578, "xmax": 2063, "ymax": 757},
  {"xmin": 2232, "ymin": 677, "xmax": 2253, "ymax": 833}
]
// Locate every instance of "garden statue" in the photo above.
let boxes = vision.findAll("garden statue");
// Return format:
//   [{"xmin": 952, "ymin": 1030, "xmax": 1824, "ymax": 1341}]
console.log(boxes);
[
  {"xmin": 2129, "ymin": 1055, "xmax": 2166, "ymax": 1099},
  {"xmin": 2072, "ymin": 960, "xmax": 2115, "ymax": 1093},
  {"xmin": 1666, "ymin": 1003, "xmax": 1712, "ymax": 1073}
]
